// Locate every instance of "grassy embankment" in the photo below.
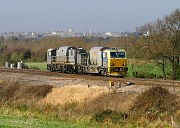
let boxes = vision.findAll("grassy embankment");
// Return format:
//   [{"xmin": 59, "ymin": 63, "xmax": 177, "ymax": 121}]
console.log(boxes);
[
  {"xmin": 0, "ymin": 81, "xmax": 100, "ymax": 128},
  {"xmin": 0, "ymin": 81, "xmax": 179, "ymax": 127}
]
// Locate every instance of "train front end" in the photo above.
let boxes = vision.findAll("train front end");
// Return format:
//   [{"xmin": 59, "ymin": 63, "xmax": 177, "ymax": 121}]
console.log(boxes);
[{"xmin": 104, "ymin": 48, "xmax": 128, "ymax": 77}]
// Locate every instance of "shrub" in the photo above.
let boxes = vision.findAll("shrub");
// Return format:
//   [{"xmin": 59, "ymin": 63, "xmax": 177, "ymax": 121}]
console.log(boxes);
[
  {"xmin": 93, "ymin": 109, "xmax": 128, "ymax": 124},
  {"xmin": 0, "ymin": 82, "xmax": 53, "ymax": 102},
  {"xmin": 133, "ymin": 71, "xmax": 146, "ymax": 78},
  {"xmin": 0, "ymin": 82, "xmax": 21, "ymax": 101},
  {"xmin": 131, "ymin": 86, "xmax": 180, "ymax": 121}
]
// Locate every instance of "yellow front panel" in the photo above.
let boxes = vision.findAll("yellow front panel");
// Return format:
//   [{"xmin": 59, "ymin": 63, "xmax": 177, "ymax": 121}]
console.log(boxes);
[
  {"xmin": 105, "ymin": 49, "xmax": 128, "ymax": 76},
  {"xmin": 110, "ymin": 58, "xmax": 127, "ymax": 67}
]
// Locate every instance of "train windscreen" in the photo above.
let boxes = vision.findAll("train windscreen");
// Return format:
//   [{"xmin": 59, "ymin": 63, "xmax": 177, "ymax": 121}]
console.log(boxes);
[{"xmin": 110, "ymin": 52, "xmax": 125, "ymax": 58}]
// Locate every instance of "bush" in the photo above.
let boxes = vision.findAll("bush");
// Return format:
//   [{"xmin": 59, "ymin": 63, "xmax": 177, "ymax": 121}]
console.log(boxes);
[
  {"xmin": 131, "ymin": 86, "xmax": 180, "ymax": 116},
  {"xmin": 134, "ymin": 71, "xmax": 164, "ymax": 79},
  {"xmin": 133, "ymin": 71, "xmax": 146, "ymax": 78},
  {"xmin": 0, "ymin": 82, "xmax": 21, "ymax": 101},
  {"xmin": 93, "ymin": 109, "xmax": 128, "ymax": 124},
  {"xmin": 0, "ymin": 82, "xmax": 53, "ymax": 102}
]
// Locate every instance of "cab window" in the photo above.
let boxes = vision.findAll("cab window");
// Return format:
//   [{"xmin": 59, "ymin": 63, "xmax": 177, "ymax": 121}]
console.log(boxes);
[{"xmin": 110, "ymin": 52, "xmax": 125, "ymax": 58}]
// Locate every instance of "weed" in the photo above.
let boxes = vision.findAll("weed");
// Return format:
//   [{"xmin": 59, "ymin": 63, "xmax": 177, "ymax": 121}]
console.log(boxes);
[{"xmin": 94, "ymin": 109, "xmax": 128, "ymax": 124}]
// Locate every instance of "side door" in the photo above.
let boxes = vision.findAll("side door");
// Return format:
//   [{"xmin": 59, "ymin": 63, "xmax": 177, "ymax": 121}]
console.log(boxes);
[
  {"xmin": 102, "ymin": 52, "xmax": 108, "ymax": 68},
  {"xmin": 68, "ymin": 49, "xmax": 76, "ymax": 64}
]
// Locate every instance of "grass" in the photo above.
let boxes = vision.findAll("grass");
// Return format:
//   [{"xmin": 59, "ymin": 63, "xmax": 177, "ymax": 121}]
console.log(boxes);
[
  {"xmin": 25, "ymin": 62, "xmax": 47, "ymax": 70},
  {"xmin": 127, "ymin": 60, "xmax": 172, "ymax": 79},
  {"xmin": 0, "ymin": 115, "xmax": 93, "ymax": 128},
  {"xmin": 0, "ymin": 82, "xmax": 100, "ymax": 128}
]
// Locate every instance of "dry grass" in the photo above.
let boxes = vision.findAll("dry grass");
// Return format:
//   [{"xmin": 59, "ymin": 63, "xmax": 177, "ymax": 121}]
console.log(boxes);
[
  {"xmin": 41, "ymin": 85, "xmax": 137, "ymax": 112},
  {"xmin": 130, "ymin": 86, "xmax": 180, "ymax": 127},
  {"xmin": 0, "ymin": 80, "xmax": 179, "ymax": 127},
  {"xmin": 131, "ymin": 86, "xmax": 180, "ymax": 114},
  {"xmin": 41, "ymin": 85, "xmax": 110, "ymax": 105},
  {"xmin": 0, "ymin": 81, "xmax": 53, "ymax": 103},
  {"xmin": 39, "ymin": 84, "xmax": 138, "ymax": 122},
  {"xmin": 80, "ymin": 93, "xmax": 136, "ymax": 115}
]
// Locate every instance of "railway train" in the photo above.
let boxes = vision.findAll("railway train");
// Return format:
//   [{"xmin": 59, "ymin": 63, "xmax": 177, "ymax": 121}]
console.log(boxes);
[{"xmin": 47, "ymin": 46, "xmax": 128, "ymax": 77}]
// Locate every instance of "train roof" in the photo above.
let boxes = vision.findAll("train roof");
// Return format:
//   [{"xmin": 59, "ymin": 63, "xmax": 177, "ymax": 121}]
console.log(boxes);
[
  {"xmin": 47, "ymin": 48, "xmax": 56, "ymax": 52},
  {"xmin": 57, "ymin": 46, "xmax": 77, "ymax": 51},
  {"xmin": 89, "ymin": 47, "xmax": 110, "ymax": 52},
  {"xmin": 104, "ymin": 48, "xmax": 126, "ymax": 52}
]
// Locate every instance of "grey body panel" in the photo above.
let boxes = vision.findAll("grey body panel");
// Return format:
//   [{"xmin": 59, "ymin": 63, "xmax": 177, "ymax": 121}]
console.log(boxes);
[
  {"xmin": 47, "ymin": 48, "xmax": 56, "ymax": 64},
  {"xmin": 56, "ymin": 46, "xmax": 77, "ymax": 64},
  {"xmin": 89, "ymin": 47, "xmax": 110, "ymax": 67}
]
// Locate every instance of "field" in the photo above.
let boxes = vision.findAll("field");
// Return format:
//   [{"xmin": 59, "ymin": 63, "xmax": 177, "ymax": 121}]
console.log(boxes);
[{"xmin": 127, "ymin": 60, "xmax": 172, "ymax": 79}]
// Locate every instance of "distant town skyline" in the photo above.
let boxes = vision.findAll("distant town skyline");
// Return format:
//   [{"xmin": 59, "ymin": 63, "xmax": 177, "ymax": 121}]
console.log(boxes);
[{"xmin": 0, "ymin": 0, "xmax": 180, "ymax": 33}]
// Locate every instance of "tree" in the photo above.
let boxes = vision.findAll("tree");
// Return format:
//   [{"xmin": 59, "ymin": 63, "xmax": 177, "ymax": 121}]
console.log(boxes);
[{"xmin": 137, "ymin": 9, "xmax": 180, "ymax": 80}]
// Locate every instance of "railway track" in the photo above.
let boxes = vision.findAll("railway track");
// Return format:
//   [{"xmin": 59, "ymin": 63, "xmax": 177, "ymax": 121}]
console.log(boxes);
[{"xmin": 0, "ymin": 68, "xmax": 180, "ymax": 88}]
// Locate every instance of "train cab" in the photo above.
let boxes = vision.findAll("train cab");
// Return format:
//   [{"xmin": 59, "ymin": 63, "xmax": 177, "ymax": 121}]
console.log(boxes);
[{"xmin": 103, "ymin": 48, "xmax": 128, "ymax": 77}]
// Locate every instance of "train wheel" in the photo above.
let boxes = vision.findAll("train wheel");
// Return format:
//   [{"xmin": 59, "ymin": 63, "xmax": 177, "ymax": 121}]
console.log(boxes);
[
  {"xmin": 50, "ymin": 66, "xmax": 54, "ymax": 72},
  {"xmin": 59, "ymin": 65, "xmax": 63, "ymax": 73},
  {"xmin": 82, "ymin": 68, "xmax": 86, "ymax": 75},
  {"xmin": 77, "ymin": 69, "xmax": 81, "ymax": 74},
  {"xmin": 49, "ymin": 66, "xmax": 52, "ymax": 72},
  {"xmin": 70, "ymin": 68, "xmax": 74, "ymax": 74},
  {"xmin": 52, "ymin": 66, "xmax": 55, "ymax": 72},
  {"xmin": 77, "ymin": 66, "xmax": 82, "ymax": 74},
  {"xmin": 100, "ymin": 70, "xmax": 103, "ymax": 76},
  {"xmin": 50, "ymin": 67, "xmax": 53, "ymax": 72},
  {"xmin": 62, "ymin": 66, "xmax": 66, "ymax": 73},
  {"xmin": 101, "ymin": 69, "xmax": 107, "ymax": 76},
  {"xmin": 81, "ymin": 68, "xmax": 84, "ymax": 74}
]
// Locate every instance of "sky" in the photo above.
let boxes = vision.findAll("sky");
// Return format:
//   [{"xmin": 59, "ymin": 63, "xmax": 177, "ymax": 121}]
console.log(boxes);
[{"xmin": 0, "ymin": 0, "xmax": 180, "ymax": 33}]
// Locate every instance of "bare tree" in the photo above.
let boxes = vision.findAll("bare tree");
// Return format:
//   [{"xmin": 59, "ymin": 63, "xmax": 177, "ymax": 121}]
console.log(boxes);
[{"xmin": 137, "ymin": 9, "xmax": 180, "ymax": 80}]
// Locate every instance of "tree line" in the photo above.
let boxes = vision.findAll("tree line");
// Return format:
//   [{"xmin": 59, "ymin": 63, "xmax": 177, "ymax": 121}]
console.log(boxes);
[{"xmin": 0, "ymin": 36, "xmax": 136, "ymax": 64}]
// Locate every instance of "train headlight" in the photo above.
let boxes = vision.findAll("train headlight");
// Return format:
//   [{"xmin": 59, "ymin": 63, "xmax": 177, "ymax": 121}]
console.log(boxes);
[
  {"xmin": 110, "ymin": 63, "xmax": 114, "ymax": 66},
  {"xmin": 123, "ymin": 63, "xmax": 126, "ymax": 66}
]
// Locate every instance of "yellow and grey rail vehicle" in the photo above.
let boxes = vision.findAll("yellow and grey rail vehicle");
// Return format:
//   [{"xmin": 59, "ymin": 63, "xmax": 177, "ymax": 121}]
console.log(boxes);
[
  {"xmin": 47, "ymin": 46, "xmax": 128, "ymax": 77},
  {"xmin": 88, "ymin": 47, "xmax": 128, "ymax": 77}
]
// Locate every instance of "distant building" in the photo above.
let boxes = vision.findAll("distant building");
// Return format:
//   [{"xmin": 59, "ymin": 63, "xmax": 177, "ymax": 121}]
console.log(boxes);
[{"xmin": 0, "ymin": 30, "xmax": 139, "ymax": 39}]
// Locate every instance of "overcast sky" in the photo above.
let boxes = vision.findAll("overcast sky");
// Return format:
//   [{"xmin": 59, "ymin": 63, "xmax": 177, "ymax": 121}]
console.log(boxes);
[{"xmin": 0, "ymin": 0, "xmax": 180, "ymax": 33}]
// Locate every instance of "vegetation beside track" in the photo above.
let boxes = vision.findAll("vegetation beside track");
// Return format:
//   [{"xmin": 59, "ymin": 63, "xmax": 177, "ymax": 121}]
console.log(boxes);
[
  {"xmin": 25, "ymin": 62, "xmax": 47, "ymax": 70},
  {"xmin": 25, "ymin": 61, "xmax": 175, "ymax": 80},
  {"xmin": 0, "ymin": 81, "xmax": 179, "ymax": 127},
  {"xmin": 127, "ymin": 60, "xmax": 172, "ymax": 79}
]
